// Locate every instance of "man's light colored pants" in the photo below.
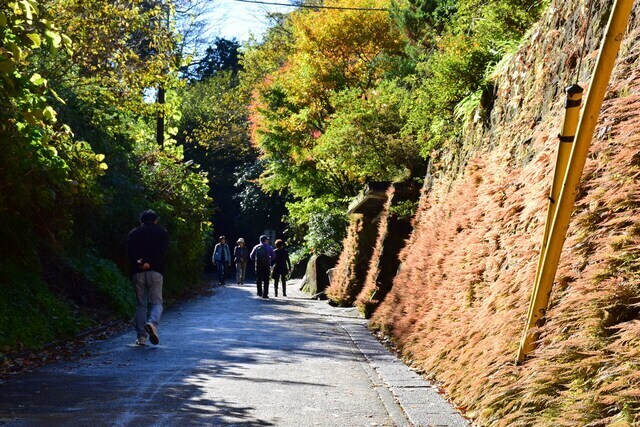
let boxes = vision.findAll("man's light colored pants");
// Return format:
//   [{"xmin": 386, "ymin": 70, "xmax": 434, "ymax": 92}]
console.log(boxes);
[{"xmin": 134, "ymin": 271, "xmax": 163, "ymax": 338}]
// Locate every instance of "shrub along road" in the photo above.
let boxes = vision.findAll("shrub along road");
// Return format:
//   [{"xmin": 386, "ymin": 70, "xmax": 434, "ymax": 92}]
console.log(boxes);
[{"xmin": 0, "ymin": 280, "xmax": 467, "ymax": 426}]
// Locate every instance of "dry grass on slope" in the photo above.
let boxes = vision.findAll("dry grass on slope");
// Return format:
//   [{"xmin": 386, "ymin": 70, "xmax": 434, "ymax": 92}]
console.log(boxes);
[
  {"xmin": 371, "ymin": 8, "xmax": 640, "ymax": 427},
  {"xmin": 373, "ymin": 93, "xmax": 640, "ymax": 425},
  {"xmin": 355, "ymin": 186, "xmax": 394, "ymax": 316},
  {"xmin": 326, "ymin": 214, "xmax": 380, "ymax": 306}
]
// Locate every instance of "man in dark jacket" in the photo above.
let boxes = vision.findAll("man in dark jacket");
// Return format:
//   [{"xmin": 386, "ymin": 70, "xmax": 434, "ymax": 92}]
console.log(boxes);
[
  {"xmin": 249, "ymin": 235, "xmax": 275, "ymax": 298},
  {"xmin": 127, "ymin": 210, "xmax": 170, "ymax": 346}
]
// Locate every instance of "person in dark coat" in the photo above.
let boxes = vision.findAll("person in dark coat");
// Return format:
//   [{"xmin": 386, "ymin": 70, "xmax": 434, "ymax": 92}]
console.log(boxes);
[
  {"xmin": 249, "ymin": 235, "xmax": 275, "ymax": 298},
  {"xmin": 234, "ymin": 238, "xmax": 249, "ymax": 285},
  {"xmin": 272, "ymin": 239, "xmax": 292, "ymax": 297},
  {"xmin": 127, "ymin": 209, "xmax": 170, "ymax": 346}
]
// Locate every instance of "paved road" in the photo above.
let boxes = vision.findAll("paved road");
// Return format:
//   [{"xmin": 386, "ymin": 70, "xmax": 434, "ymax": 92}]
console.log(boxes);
[{"xmin": 0, "ymin": 281, "xmax": 468, "ymax": 426}]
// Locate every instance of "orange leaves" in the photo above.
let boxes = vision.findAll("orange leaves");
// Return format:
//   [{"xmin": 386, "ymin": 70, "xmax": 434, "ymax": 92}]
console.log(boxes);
[
  {"xmin": 286, "ymin": 0, "xmax": 401, "ymax": 94},
  {"xmin": 245, "ymin": 0, "xmax": 413, "ymax": 202}
]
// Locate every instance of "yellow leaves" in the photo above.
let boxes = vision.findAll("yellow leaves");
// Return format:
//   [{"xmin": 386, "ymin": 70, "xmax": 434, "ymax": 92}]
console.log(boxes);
[
  {"xmin": 42, "ymin": 106, "xmax": 57, "ymax": 122},
  {"xmin": 61, "ymin": 33, "xmax": 72, "ymax": 49},
  {"xmin": 25, "ymin": 33, "xmax": 41, "ymax": 47},
  {"xmin": 29, "ymin": 72, "xmax": 45, "ymax": 85},
  {"xmin": 44, "ymin": 29, "xmax": 61, "ymax": 47},
  {"xmin": 280, "ymin": 0, "xmax": 401, "ymax": 97},
  {"xmin": 7, "ymin": 1, "xmax": 23, "ymax": 22},
  {"xmin": 8, "ymin": 0, "xmax": 38, "ymax": 24},
  {"xmin": 5, "ymin": 40, "xmax": 24, "ymax": 61},
  {"xmin": 52, "ymin": 1, "xmax": 174, "ymax": 78}
]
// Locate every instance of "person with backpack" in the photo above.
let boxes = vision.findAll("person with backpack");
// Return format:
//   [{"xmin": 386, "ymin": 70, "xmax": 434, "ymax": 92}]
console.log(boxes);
[
  {"xmin": 250, "ymin": 235, "xmax": 275, "ymax": 298},
  {"xmin": 272, "ymin": 239, "xmax": 292, "ymax": 297}
]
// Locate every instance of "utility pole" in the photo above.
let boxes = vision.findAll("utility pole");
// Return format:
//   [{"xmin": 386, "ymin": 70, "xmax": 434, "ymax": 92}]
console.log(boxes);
[
  {"xmin": 156, "ymin": 86, "xmax": 165, "ymax": 146},
  {"xmin": 156, "ymin": 0, "xmax": 170, "ymax": 146}
]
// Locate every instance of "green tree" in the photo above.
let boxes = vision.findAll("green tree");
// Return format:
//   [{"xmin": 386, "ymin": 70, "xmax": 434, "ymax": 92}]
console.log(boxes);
[
  {"xmin": 1, "ymin": 0, "xmax": 213, "ymax": 352},
  {"xmin": 0, "ymin": 0, "xmax": 109, "ymax": 350},
  {"xmin": 178, "ymin": 62, "xmax": 287, "ymax": 247},
  {"xmin": 390, "ymin": 0, "xmax": 456, "ymax": 57},
  {"xmin": 397, "ymin": 0, "xmax": 544, "ymax": 150},
  {"xmin": 186, "ymin": 37, "xmax": 242, "ymax": 81},
  {"xmin": 0, "ymin": 0, "xmax": 103, "ymax": 250},
  {"xmin": 245, "ymin": 0, "xmax": 422, "ymax": 253}
]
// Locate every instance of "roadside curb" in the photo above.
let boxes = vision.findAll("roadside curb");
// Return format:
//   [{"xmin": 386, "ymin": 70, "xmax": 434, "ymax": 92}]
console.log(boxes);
[{"xmin": 309, "ymin": 296, "xmax": 470, "ymax": 427}]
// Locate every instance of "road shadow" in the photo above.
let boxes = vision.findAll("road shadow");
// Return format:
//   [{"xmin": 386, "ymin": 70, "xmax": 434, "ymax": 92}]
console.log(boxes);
[{"xmin": 0, "ymin": 282, "xmax": 371, "ymax": 426}]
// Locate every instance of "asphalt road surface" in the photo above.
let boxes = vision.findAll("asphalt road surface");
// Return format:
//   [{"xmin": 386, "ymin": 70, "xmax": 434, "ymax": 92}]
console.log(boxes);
[{"xmin": 0, "ymin": 280, "xmax": 468, "ymax": 426}]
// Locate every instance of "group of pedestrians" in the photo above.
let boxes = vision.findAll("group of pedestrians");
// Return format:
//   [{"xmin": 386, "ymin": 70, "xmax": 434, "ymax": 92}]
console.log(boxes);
[
  {"xmin": 213, "ymin": 234, "xmax": 291, "ymax": 299},
  {"xmin": 127, "ymin": 208, "xmax": 292, "ymax": 347}
]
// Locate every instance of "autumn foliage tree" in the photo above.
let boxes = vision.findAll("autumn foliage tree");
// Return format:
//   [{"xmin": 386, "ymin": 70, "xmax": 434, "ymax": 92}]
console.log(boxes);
[{"xmin": 246, "ymin": 0, "xmax": 424, "ymax": 253}]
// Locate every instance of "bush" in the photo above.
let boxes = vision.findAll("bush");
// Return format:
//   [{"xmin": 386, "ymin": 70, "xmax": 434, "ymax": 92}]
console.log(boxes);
[
  {"xmin": 0, "ymin": 257, "xmax": 82, "ymax": 352},
  {"xmin": 64, "ymin": 254, "xmax": 135, "ymax": 317}
]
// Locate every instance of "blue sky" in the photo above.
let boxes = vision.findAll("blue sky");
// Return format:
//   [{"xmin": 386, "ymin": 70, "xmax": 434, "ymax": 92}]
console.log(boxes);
[{"xmin": 206, "ymin": 0, "xmax": 293, "ymax": 42}]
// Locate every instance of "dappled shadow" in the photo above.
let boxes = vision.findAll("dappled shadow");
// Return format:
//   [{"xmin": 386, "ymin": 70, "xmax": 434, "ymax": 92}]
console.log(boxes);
[{"xmin": 0, "ymin": 282, "xmax": 371, "ymax": 425}]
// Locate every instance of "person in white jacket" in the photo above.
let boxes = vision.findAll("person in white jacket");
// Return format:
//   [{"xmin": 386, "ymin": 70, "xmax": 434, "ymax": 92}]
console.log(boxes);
[{"xmin": 212, "ymin": 236, "xmax": 231, "ymax": 286}]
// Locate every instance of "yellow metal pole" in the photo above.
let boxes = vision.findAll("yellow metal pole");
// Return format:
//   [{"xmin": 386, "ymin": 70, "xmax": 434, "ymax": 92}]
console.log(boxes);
[
  {"xmin": 521, "ymin": 85, "xmax": 584, "ymax": 351},
  {"xmin": 516, "ymin": 0, "xmax": 634, "ymax": 365}
]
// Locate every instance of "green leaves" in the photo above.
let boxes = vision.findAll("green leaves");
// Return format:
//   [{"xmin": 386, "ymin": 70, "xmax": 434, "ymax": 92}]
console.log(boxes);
[
  {"xmin": 397, "ymin": 0, "xmax": 543, "ymax": 150},
  {"xmin": 29, "ymin": 72, "xmax": 45, "ymax": 85},
  {"xmin": 42, "ymin": 106, "xmax": 57, "ymax": 122},
  {"xmin": 44, "ymin": 29, "xmax": 61, "ymax": 53},
  {"xmin": 5, "ymin": 40, "xmax": 24, "ymax": 61},
  {"xmin": 1, "ymin": 0, "xmax": 213, "ymax": 354},
  {"xmin": 25, "ymin": 33, "xmax": 41, "ymax": 47}
]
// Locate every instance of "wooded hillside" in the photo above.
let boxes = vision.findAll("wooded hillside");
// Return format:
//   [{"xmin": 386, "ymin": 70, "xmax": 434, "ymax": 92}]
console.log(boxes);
[
  {"xmin": 368, "ymin": 1, "xmax": 640, "ymax": 425},
  {"xmin": 0, "ymin": 0, "xmax": 279, "ymax": 354}
]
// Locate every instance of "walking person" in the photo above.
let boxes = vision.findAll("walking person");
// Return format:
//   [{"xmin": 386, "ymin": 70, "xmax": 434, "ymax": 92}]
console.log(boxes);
[
  {"xmin": 127, "ymin": 209, "xmax": 170, "ymax": 346},
  {"xmin": 272, "ymin": 239, "xmax": 292, "ymax": 297},
  {"xmin": 250, "ymin": 235, "xmax": 275, "ymax": 298},
  {"xmin": 234, "ymin": 238, "xmax": 249, "ymax": 285},
  {"xmin": 212, "ymin": 236, "xmax": 232, "ymax": 286}
]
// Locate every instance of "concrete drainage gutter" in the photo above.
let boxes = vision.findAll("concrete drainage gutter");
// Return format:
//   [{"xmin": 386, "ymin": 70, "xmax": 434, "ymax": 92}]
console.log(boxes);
[{"xmin": 310, "ymin": 299, "xmax": 470, "ymax": 427}]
